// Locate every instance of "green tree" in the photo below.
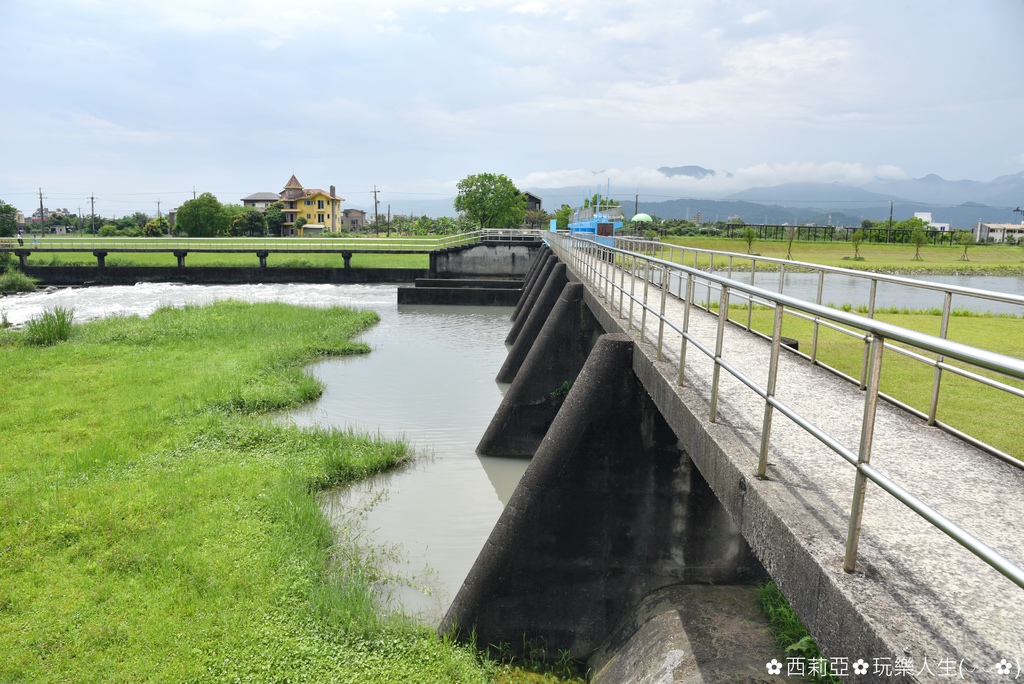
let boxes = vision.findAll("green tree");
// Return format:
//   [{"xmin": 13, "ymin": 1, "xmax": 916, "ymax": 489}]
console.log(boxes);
[
  {"xmin": 453, "ymin": 173, "xmax": 527, "ymax": 229},
  {"xmin": 144, "ymin": 216, "xmax": 170, "ymax": 237},
  {"xmin": 851, "ymin": 229, "xmax": 865, "ymax": 259},
  {"xmin": 0, "ymin": 201, "xmax": 18, "ymax": 237},
  {"xmin": 229, "ymin": 208, "xmax": 267, "ymax": 237},
  {"xmin": 294, "ymin": 216, "xmax": 308, "ymax": 235},
  {"xmin": 265, "ymin": 202, "xmax": 285, "ymax": 237},
  {"xmin": 553, "ymin": 204, "xmax": 573, "ymax": 231},
  {"xmin": 911, "ymin": 228, "xmax": 928, "ymax": 261},
  {"xmin": 98, "ymin": 223, "xmax": 119, "ymax": 237},
  {"xmin": 956, "ymin": 229, "xmax": 975, "ymax": 261},
  {"xmin": 525, "ymin": 208, "xmax": 549, "ymax": 230},
  {"xmin": 175, "ymin": 192, "xmax": 228, "ymax": 237},
  {"xmin": 741, "ymin": 226, "xmax": 757, "ymax": 254}
]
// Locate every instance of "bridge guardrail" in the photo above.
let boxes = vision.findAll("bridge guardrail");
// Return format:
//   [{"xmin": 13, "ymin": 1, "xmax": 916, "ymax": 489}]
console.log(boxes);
[
  {"xmin": 547, "ymin": 232, "xmax": 1024, "ymax": 592},
  {"xmin": 0, "ymin": 228, "xmax": 542, "ymax": 254}
]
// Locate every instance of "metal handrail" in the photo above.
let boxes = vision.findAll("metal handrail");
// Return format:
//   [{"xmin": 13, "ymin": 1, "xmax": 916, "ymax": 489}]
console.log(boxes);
[
  {"xmin": 547, "ymin": 232, "xmax": 1024, "ymax": 591},
  {"xmin": 613, "ymin": 236, "xmax": 1024, "ymax": 308}
]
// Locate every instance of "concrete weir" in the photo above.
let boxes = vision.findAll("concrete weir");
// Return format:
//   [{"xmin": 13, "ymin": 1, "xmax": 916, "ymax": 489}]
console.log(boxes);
[
  {"xmin": 443, "ymin": 335, "xmax": 766, "ymax": 667},
  {"xmin": 397, "ymin": 241, "xmax": 542, "ymax": 305}
]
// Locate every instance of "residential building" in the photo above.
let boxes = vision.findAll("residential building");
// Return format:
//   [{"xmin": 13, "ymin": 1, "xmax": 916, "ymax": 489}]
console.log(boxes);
[
  {"xmin": 973, "ymin": 221, "xmax": 1024, "ymax": 243},
  {"xmin": 241, "ymin": 192, "xmax": 283, "ymax": 211},
  {"xmin": 242, "ymin": 175, "xmax": 344, "ymax": 236},
  {"xmin": 914, "ymin": 212, "xmax": 952, "ymax": 233},
  {"xmin": 523, "ymin": 192, "xmax": 542, "ymax": 213},
  {"xmin": 342, "ymin": 208, "xmax": 367, "ymax": 231}
]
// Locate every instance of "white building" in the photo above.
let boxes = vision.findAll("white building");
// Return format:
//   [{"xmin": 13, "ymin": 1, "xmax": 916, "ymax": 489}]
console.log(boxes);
[
  {"xmin": 914, "ymin": 212, "xmax": 951, "ymax": 233},
  {"xmin": 973, "ymin": 221, "xmax": 1024, "ymax": 243}
]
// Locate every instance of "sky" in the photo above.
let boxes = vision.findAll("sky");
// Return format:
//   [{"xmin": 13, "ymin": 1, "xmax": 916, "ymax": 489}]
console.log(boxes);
[{"xmin": 1, "ymin": 0, "xmax": 1023, "ymax": 218}]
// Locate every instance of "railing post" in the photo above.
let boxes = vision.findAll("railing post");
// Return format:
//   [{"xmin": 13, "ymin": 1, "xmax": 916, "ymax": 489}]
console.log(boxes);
[
  {"xmin": 746, "ymin": 259, "xmax": 756, "ymax": 331},
  {"xmin": 618, "ymin": 254, "xmax": 627, "ymax": 316},
  {"xmin": 678, "ymin": 273, "xmax": 694, "ymax": 386},
  {"xmin": 757, "ymin": 303, "xmax": 786, "ymax": 478},
  {"xmin": 640, "ymin": 259, "xmax": 650, "ymax": 343},
  {"xmin": 860, "ymin": 279, "xmax": 878, "ymax": 389},
  {"xmin": 709, "ymin": 286, "xmax": 731, "ymax": 423},
  {"xmin": 657, "ymin": 265, "xmax": 668, "ymax": 360},
  {"xmin": 928, "ymin": 292, "xmax": 953, "ymax": 425},
  {"xmin": 845, "ymin": 333, "xmax": 885, "ymax": 573},
  {"xmin": 628, "ymin": 256, "xmax": 637, "ymax": 330},
  {"xmin": 811, "ymin": 271, "xmax": 824, "ymax": 364}
]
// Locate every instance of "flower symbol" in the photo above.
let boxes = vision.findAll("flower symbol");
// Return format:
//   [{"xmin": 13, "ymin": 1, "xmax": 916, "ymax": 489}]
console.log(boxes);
[
  {"xmin": 852, "ymin": 659, "xmax": 869, "ymax": 675},
  {"xmin": 996, "ymin": 659, "xmax": 1012, "ymax": 675},
  {"xmin": 766, "ymin": 658, "xmax": 783, "ymax": 675}
]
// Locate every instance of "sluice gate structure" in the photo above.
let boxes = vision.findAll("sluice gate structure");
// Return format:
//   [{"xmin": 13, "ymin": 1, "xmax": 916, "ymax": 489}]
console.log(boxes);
[{"xmin": 443, "ymin": 235, "xmax": 1024, "ymax": 683}]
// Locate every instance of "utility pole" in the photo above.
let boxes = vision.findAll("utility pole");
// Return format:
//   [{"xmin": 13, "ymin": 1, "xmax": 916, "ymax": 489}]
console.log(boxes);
[
  {"xmin": 373, "ymin": 185, "xmax": 380, "ymax": 234},
  {"xmin": 90, "ymin": 194, "xmax": 96, "ymax": 234},
  {"xmin": 78, "ymin": 205, "xmax": 82, "ymax": 234},
  {"xmin": 38, "ymin": 188, "xmax": 45, "ymax": 232},
  {"xmin": 156, "ymin": 198, "xmax": 161, "ymax": 219},
  {"xmin": 387, "ymin": 204, "xmax": 391, "ymax": 238},
  {"xmin": 193, "ymin": 186, "xmax": 197, "ymax": 200},
  {"xmin": 634, "ymin": 190, "xmax": 638, "ymax": 217},
  {"xmin": 887, "ymin": 198, "xmax": 894, "ymax": 244}
]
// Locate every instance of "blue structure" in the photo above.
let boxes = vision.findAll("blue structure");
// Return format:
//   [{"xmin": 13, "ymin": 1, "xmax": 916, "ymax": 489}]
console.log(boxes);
[{"xmin": 568, "ymin": 191, "xmax": 623, "ymax": 247}]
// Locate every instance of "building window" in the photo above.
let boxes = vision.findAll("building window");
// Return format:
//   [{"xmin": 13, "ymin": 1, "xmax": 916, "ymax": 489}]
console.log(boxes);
[
  {"xmin": 317, "ymin": 213, "xmax": 325, "ymax": 223},
  {"xmin": 306, "ymin": 213, "xmax": 311, "ymax": 219},
  {"xmin": 305, "ymin": 199, "xmax": 313, "ymax": 206},
  {"xmin": 317, "ymin": 199, "xmax": 324, "ymax": 210}
]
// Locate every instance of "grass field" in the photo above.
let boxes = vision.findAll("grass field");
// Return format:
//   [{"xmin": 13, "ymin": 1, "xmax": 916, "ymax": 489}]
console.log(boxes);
[
  {"xmin": 722, "ymin": 303, "xmax": 1024, "ymax": 459},
  {"xmin": 659, "ymin": 236, "xmax": 1024, "ymax": 274},
  {"xmin": 1, "ymin": 302, "xmax": 583, "ymax": 682}
]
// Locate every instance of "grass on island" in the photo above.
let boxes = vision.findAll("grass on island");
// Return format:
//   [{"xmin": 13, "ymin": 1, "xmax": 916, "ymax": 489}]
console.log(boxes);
[
  {"xmin": 0, "ymin": 301, "xmax": 517, "ymax": 683},
  {"xmin": 759, "ymin": 583, "xmax": 841, "ymax": 684},
  {"xmin": 657, "ymin": 236, "xmax": 1024, "ymax": 274}
]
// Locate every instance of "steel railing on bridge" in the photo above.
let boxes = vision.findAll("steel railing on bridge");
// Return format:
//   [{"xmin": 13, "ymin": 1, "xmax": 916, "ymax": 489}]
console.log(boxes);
[
  {"xmin": 547, "ymin": 232, "xmax": 1024, "ymax": 592},
  {"xmin": 0, "ymin": 228, "xmax": 543, "ymax": 254}
]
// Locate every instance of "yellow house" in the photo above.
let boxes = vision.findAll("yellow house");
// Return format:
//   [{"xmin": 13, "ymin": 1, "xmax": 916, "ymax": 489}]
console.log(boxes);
[{"xmin": 279, "ymin": 175, "xmax": 344, "ymax": 236}]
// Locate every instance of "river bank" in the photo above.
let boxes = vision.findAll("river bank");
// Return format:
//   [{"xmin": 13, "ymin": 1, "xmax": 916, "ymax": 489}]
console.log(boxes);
[{"xmin": 0, "ymin": 301, "xmax": 501, "ymax": 682}]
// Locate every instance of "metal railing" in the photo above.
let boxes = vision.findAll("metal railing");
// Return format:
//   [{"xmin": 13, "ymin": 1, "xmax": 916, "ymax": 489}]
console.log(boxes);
[
  {"xmin": 547, "ymin": 232, "xmax": 1024, "ymax": 590},
  {"xmin": 612, "ymin": 236, "xmax": 1024, "ymax": 464},
  {"xmin": 0, "ymin": 229, "xmax": 543, "ymax": 253}
]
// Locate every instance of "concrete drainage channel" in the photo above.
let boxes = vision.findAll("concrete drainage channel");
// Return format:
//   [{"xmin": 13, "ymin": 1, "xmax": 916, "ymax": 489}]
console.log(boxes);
[{"xmin": 429, "ymin": 245, "xmax": 786, "ymax": 683}]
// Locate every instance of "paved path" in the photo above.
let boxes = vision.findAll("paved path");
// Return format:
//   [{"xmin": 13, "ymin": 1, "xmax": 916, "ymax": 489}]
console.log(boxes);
[{"xmin": 582, "ymin": 255, "xmax": 1024, "ymax": 682}]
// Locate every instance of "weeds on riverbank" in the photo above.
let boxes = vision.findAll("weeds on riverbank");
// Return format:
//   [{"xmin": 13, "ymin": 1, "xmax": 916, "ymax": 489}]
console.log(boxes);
[
  {"xmin": 0, "ymin": 301, "xmax": 502, "ymax": 682},
  {"xmin": 0, "ymin": 266, "xmax": 37, "ymax": 292},
  {"xmin": 22, "ymin": 306, "xmax": 74, "ymax": 345},
  {"xmin": 759, "ymin": 583, "xmax": 841, "ymax": 683}
]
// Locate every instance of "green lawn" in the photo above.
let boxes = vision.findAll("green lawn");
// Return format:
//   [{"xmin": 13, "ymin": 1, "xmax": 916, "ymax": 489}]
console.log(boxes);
[
  {"xmin": 0, "ymin": 302, "xmax": 503, "ymax": 682},
  {"xmin": 658, "ymin": 236, "xmax": 1024, "ymax": 274},
  {"xmin": 725, "ymin": 304, "xmax": 1024, "ymax": 459}
]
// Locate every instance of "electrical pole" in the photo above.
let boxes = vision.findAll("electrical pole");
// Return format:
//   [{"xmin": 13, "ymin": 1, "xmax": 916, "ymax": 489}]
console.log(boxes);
[
  {"xmin": 193, "ymin": 186, "xmax": 197, "ymax": 200},
  {"xmin": 38, "ymin": 188, "xmax": 45, "ymax": 232},
  {"xmin": 156, "ymin": 198, "xmax": 161, "ymax": 218},
  {"xmin": 887, "ymin": 198, "xmax": 894, "ymax": 244},
  {"xmin": 78, "ymin": 205, "xmax": 82, "ymax": 234},
  {"xmin": 90, "ymin": 194, "xmax": 96, "ymax": 234},
  {"xmin": 387, "ymin": 204, "xmax": 391, "ymax": 238},
  {"xmin": 634, "ymin": 190, "xmax": 638, "ymax": 217},
  {"xmin": 373, "ymin": 185, "xmax": 380, "ymax": 234}
]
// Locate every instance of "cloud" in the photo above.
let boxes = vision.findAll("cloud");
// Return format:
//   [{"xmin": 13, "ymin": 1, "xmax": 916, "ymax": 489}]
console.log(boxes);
[
  {"xmin": 509, "ymin": 2, "xmax": 549, "ymax": 15},
  {"xmin": 739, "ymin": 10, "xmax": 771, "ymax": 25}
]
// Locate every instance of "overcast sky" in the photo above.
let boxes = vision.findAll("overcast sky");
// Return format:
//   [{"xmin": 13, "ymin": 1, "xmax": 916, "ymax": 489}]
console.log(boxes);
[{"xmin": 1, "ymin": 0, "xmax": 1022, "ymax": 217}]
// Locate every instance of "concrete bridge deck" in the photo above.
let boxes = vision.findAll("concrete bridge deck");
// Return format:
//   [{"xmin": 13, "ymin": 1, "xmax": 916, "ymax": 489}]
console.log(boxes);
[
  {"xmin": 580, "ymin": 246, "xmax": 1024, "ymax": 678},
  {"xmin": 450, "ymin": 241, "xmax": 1024, "ymax": 682}
]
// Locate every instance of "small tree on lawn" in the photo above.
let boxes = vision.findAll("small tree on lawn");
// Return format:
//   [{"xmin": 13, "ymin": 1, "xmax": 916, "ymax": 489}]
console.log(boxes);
[
  {"xmin": 741, "ymin": 226, "xmax": 757, "ymax": 254},
  {"xmin": 785, "ymin": 226, "xmax": 797, "ymax": 260},
  {"xmin": 851, "ymin": 230, "xmax": 865, "ymax": 259},
  {"xmin": 956, "ymin": 229, "xmax": 975, "ymax": 261},
  {"xmin": 911, "ymin": 228, "xmax": 927, "ymax": 261}
]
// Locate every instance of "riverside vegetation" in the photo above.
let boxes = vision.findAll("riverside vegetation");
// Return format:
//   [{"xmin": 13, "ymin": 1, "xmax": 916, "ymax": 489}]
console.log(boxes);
[{"xmin": 0, "ymin": 301, "xmax": 582, "ymax": 683}]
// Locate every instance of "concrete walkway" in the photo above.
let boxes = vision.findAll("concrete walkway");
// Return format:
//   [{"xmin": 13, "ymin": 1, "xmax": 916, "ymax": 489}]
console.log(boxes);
[{"xmin": 581, "ymin": 254, "xmax": 1024, "ymax": 682}]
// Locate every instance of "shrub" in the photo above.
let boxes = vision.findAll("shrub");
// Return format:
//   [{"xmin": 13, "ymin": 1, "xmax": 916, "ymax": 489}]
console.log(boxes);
[
  {"xmin": 0, "ymin": 268, "xmax": 38, "ymax": 293},
  {"xmin": 23, "ymin": 307, "xmax": 75, "ymax": 346}
]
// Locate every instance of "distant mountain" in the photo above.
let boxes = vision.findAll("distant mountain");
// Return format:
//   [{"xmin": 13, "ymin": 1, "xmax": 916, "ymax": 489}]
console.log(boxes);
[
  {"xmin": 658, "ymin": 165, "xmax": 722, "ymax": 180},
  {"xmin": 725, "ymin": 183, "xmax": 899, "ymax": 207}
]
